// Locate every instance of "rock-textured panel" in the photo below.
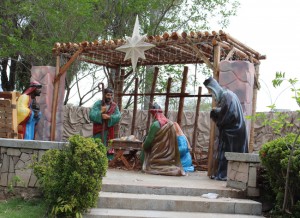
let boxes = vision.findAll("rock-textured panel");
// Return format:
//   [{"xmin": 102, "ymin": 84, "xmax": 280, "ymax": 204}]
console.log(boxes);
[{"xmin": 31, "ymin": 66, "xmax": 66, "ymax": 141}]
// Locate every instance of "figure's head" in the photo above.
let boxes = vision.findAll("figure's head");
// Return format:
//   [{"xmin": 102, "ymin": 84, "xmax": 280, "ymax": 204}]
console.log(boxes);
[
  {"xmin": 104, "ymin": 87, "xmax": 113, "ymax": 103},
  {"xmin": 149, "ymin": 102, "xmax": 169, "ymax": 126},
  {"xmin": 203, "ymin": 77, "xmax": 223, "ymax": 102},
  {"xmin": 23, "ymin": 81, "xmax": 42, "ymax": 96},
  {"xmin": 150, "ymin": 102, "xmax": 161, "ymax": 110},
  {"xmin": 149, "ymin": 102, "xmax": 162, "ymax": 117}
]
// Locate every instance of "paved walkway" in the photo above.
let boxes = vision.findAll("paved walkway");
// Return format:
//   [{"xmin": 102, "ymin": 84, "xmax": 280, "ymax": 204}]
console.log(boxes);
[{"xmin": 104, "ymin": 169, "xmax": 233, "ymax": 192}]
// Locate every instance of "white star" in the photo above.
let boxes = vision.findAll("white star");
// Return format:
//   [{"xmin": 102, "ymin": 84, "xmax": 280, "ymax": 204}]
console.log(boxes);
[{"xmin": 116, "ymin": 15, "xmax": 155, "ymax": 72}]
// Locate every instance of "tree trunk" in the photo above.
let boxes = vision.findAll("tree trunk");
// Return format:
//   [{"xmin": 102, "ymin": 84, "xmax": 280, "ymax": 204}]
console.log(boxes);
[{"xmin": 1, "ymin": 58, "xmax": 17, "ymax": 91}]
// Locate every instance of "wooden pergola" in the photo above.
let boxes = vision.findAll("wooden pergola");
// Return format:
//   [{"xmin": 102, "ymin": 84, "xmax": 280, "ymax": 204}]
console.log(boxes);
[{"xmin": 52, "ymin": 30, "xmax": 265, "ymax": 175}]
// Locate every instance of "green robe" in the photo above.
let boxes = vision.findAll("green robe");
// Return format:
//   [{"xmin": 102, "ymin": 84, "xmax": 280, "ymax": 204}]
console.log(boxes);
[{"xmin": 89, "ymin": 100, "xmax": 121, "ymax": 145}]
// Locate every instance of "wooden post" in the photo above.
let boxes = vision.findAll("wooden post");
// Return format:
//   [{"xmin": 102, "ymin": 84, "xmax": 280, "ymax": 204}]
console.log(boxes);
[
  {"xmin": 113, "ymin": 67, "xmax": 121, "ymax": 139},
  {"xmin": 192, "ymin": 87, "xmax": 202, "ymax": 154},
  {"xmin": 249, "ymin": 63, "xmax": 260, "ymax": 152},
  {"xmin": 131, "ymin": 77, "xmax": 139, "ymax": 135},
  {"xmin": 165, "ymin": 77, "xmax": 172, "ymax": 117},
  {"xmin": 50, "ymin": 56, "xmax": 60, "ymax": 141},
  {"xmin": 177, "ymin": 66, "xmax": 188, "ymax": 126},
  {"xmin": 117, "ymin": 69, "xmax": 125, "ymax": 111},
  {"xmin": 51, "ymin": 49, "xmax": 82, "ymax": 141},
  {"xmin": 207, "ymin": 44, "xmax": 220, "ymax": 177},
  {"xmin": 146, "ymin": 67, "xmax": 159, "ymax": 132}
]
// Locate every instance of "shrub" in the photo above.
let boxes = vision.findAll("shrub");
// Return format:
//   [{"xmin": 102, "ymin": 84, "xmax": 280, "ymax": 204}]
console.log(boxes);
[
  {"xmin": 259, "ymin": 133, "xmax": 300, "ymax": 214},
  {"xmin": 33, "ymin": 135, "xmax": 108, "ymax": 217}
]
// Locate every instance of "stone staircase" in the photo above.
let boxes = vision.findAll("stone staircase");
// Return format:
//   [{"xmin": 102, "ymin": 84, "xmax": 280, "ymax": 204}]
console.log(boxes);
[{"xmin": 84, "ymin": 169, "xmax": 264, "ymax": 218}]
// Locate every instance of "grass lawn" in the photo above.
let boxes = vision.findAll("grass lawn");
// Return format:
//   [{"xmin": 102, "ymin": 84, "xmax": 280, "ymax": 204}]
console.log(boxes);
[{"xmin": 0, "ymin": 197, "xmax": 47, "ymax": 218}]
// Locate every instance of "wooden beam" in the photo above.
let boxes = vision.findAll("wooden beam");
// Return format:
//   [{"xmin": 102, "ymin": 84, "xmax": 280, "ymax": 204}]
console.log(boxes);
[
  {"xmin": 207, "ymin": 44, "xmax": 221, "ymax": 177},
  {"xmin": 146, "ymin": 67, "xmax": 159, "ymax": 132},
  {"xmin": 177, "ymin": 66, "xmax": 188, "ymax": 126},
  {"xmin": 131, "ymin": 78, "xmax": 139, "ymax": 135},
  {"xmin": 165, "ymin": 78, "xmax": 172, "ymax": 117},
  {"xmin": 50, "ymin": 56, "xmax": 60, "ymax": 141},
  {"xmin": 220, "ymin": 31, "xmax": 261, "ymax": 59},
  {"xmin": 54, "ymin": 47, "xmax": 83, "ymax": 83},
  {"xmin": 192, "ymin": 87, "xmax": 202, "ymax": 154},
  {"xmin": 185, "ymin": 38, "xmax": 214, "ymax": 71},
  {"xmin": 119, "ymin": 92, "xmax": 211, "ymax": 97},
  {"xmin": 225, "ymin": 47, "xmax": 235, "ymax": 61}
]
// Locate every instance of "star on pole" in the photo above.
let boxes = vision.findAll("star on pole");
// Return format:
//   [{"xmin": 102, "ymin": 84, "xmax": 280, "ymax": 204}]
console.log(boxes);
[{"xmin": 116, "ymin": 15, "xmax": 155, "ymax": 72}]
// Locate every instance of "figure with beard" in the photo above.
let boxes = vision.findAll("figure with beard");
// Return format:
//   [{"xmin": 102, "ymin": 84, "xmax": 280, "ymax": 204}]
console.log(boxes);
[
  {"xmin": 140, "ymin": 103, "xmax": 194, "ymax": 176},
  {"xmin": 203, "ymin": 77, "xmax": 248, "ymax": 181},
  {"xmin": 17, "ymin": 81, "xmax": 42, "ymax": 140},
  {"xmin": 89, "ymin": 88, "xmax": 121, "ymax": 158}
]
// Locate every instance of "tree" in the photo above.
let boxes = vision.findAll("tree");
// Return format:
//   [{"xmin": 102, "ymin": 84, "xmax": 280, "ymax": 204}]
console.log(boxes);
[
  {"xmin": 0, "ymin": 0, "xmax": 239, "ymax": 106},
  {"xmin": 254, "ymin": 72, "xmax": 300, "ymax": 214},
  {"xmin": 0, "ymin": 0, "xmax": 105, "ymax": 91}
]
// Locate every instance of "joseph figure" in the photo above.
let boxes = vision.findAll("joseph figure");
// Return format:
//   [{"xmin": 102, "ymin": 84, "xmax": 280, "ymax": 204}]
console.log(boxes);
[{"xmin": 89, "ymin": 88, "xmax": 121, "ymax": 158}]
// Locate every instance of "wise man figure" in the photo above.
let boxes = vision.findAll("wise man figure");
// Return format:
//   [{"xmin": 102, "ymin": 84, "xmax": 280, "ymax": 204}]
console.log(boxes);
[
  {"xmin": 17, "ymin": 81, "xmax": 42, "ymax": 140},
  {"xmin": 89, "ymin": 87, "xmax": 121, "ymax": 159}
]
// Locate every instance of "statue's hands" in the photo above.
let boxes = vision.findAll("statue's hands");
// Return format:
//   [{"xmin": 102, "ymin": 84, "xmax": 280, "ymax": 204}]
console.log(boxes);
[
  {"xmin": 212, "ymin": 107, "xmax": 221, "ymax": 113},
  {"xmin": 102, "ymin": 114, "xmax": 111, "ymax": 120},
  {"xmin": 210, "ymin": 107, "xmax": 221, "ymax": 121},
  {"xmin": 101, "ymin": 106, "xmax": 106, "ymax": 113}
]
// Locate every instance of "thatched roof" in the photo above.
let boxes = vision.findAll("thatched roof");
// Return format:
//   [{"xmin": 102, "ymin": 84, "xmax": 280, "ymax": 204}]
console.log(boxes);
[{"xmin": 52, "ymin": 30, "xmax": 266, "ymax": 68}]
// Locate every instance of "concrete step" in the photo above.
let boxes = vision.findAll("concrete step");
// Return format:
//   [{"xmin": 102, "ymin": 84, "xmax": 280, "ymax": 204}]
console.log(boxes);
[
  {"xmin": 97, "ymin": 191, "xmax": 262, "ymax": 215},
  {"xmin": 85, "ymin": 208, "xmax": 264, "ymax": 218},
  {"xmin": 102, "ymin": 183, "xmax": 244, "ymax": 198}
]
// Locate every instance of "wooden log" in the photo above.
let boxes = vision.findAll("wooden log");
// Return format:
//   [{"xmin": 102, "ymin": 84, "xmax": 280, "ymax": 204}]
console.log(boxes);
[
  {"xmin": 196, "ymin": 31, "xmax": 203, "ymax": 38},
  {"xmin": 81, "ymin": 41, "xmax": 89, "ymax": 47},
  {"xmin": 54, "ymin": 47, "xmax": 83, "ymax": 83},
  {"xmin": 10, "ymin": 92, "xmax": 18, "ymax": 139},
  {"xmin": 165, "ymin": 78, "xmax": 172, "ymax": 117},
  {"xmin": 113, "ymin": 67, "xmax": 121, "ymax": 139},
  {"xmin": 185, "ymin": 38, "xmax": 214, "ymax": 71},
  {"xmin": 190, "ymin": 31, "xmax": 196, "ymax": 38},
  {"xmin": 163, "ymin": 32, "xmax": 169, "ymax": 40},
  {"xmin": 207, "ymin": 44, "xmax": 221, "ymax": 177},
  {"xmin": 147, "ymin": 35, "xmax": 155, "ymax": 42},
  {"xmin": 225, "ymin": 47, "xmax": 236, "ymax": 61},
  {"xmin": 119, "ymin": 92, "xmax": 211, "ymax": 97},
  {"xmin": 181, "ymin": 32, "xmax": 187, "ymax": 38},
  {"xmin": 93, "ymin": 40, "xmax": 99, "ymax": 45},
  {"xmin": 54, "ymin": 42, "xmax": 61, "ymax": 48},
  {"xmin": 177, "ymin": 66, "xmax": 188, "ymax": 126},
  {"xmin": 51, "ymin": 56, "xmax": 60, "ymax": 141},
  {"xmin": 223, "ymin": 32, "xmax": 261, "ymax": 58},
  {"xmin": 155, "ymin": 35, "xmax": 163, "ymax": 42},
  {"xmin": 146, "ymin": 67, "xmax": 159, "ymax": 132},
  {"xmin": 192, "ymin": 87, "xmax": 202, "ymax": 154},
  {"xmin": 117, "ymin": 69, "xmax": 125, "ymax": 111},
  {"xmin": 131, "ymin": 78, "xmax": 139, "ymax": 135},
  {"xmin": 226, "ymin": 38, "xmax": 260, "ymax": 63},
  {"xmin": 171, "ymin": 32, "xmax": 180, "ymax": 40}
]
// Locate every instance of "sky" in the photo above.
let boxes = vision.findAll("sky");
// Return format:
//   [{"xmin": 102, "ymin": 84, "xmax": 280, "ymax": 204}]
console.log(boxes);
[{"xmin": 221, "ymin": 0, "xmax": 300, "ymax": 111}]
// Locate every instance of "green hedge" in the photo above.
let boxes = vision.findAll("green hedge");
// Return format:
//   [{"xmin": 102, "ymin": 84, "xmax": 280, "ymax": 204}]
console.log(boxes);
[
  {"xmin": 33, "ymin": 135, "xmax": 108, "ymax": 217},
  {"xmin": 259, "ymin": 133, "xmax": 300, "ymax": 215}
]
